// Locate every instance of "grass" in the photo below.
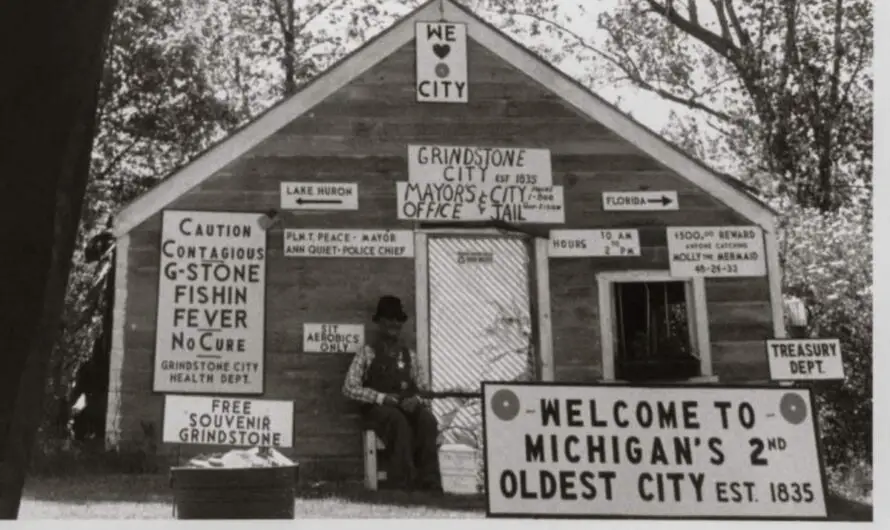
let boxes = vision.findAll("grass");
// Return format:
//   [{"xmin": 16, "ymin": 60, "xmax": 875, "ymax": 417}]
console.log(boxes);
[
  {"xmin": 18, "ymin": 473, "xmax": 872, "ymax": 520},
  {"xmin": 20, "ymin": 474, "xmax": 485, "ymax": 519}
]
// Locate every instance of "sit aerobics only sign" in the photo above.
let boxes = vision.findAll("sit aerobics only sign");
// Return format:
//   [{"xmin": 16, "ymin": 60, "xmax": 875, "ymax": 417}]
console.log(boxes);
[{"xmin": 482, "ymin": 382, "xmax": 827, "ymax": 520}]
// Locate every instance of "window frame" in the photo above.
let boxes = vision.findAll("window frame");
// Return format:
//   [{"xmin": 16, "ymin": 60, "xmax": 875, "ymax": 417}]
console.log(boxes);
[{"xmin": 596, "ymin": 270, "xmax": 715, "ymax": 383}]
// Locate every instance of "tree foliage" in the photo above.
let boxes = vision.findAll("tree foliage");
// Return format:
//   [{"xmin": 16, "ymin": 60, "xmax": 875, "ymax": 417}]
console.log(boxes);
[
  {"xmin": 49, "ymin": 0, "xmax": 412, "ymax": 443},
  {"xmin": 87, "ymin": 0, "xmax": 241, "ymax": 232},
  {"xmin": 48, "ymin": 0, "xmax": 245, "ymax": 445},
  {"xmin": 779, "ymin": 203, "xmax": 872, "ymax": 468},
  {"xmin": 482, "ymin": 0, "xmax": 873, "ymax": 213},
  {"xmin": 85, "ymin": 0, "xmax": 409, "ymax": 235}
]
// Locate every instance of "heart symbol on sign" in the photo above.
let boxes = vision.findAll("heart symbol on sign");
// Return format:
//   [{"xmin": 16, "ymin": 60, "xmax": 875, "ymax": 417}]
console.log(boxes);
[{"xmin": 432, "ymin": 43, "xmax": 451, "ymax": 59}]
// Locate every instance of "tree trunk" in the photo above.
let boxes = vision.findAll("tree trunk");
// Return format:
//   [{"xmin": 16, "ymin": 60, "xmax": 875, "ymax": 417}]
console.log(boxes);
[
  {"xmin": 0, "ymin": 0, "xmax": 118, "ymax": 518},
  {"xmin": 283, "ymin": 28, "xmax": 297, "ymax": 96},
  {"xmin": 281, "ymin": 0, "xmax": 297, "ymax": 96}
]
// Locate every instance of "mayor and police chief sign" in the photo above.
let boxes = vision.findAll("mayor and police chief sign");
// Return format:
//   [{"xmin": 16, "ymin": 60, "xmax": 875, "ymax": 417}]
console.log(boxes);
[{"xmin": 482, "ymin": 382, "xmax": 828, "ymax": 520}]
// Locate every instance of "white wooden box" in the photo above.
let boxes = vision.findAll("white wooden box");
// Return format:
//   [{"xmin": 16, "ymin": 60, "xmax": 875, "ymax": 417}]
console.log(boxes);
[
  {"xmin": 438, "ymin": 444, "xmax": 479, "ymax": 494},
  {"xmin": 438, "ymin": 444, "xmax": 477, "ymax": 472},
  {"xmin": 442, "ymin": 474, "xmax": 479, "ymax": 495}
]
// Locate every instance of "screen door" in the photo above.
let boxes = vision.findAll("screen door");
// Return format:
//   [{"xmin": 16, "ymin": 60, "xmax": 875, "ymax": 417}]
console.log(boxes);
[{"xmin": 427, "ymin": 236, "xmax": 534, "ymax": 445}]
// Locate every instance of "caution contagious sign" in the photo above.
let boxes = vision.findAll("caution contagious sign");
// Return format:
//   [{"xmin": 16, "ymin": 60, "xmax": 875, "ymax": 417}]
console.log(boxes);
[
  {"xmin": 482, "ymin": 383, "xmax": 827, "ymax": 519},
  {"xmin": 154, "ymin": 210, "xmax": 267, "ymax": 394}
]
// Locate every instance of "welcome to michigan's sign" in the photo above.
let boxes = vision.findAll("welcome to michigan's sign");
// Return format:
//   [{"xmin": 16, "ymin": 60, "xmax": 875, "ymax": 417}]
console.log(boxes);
[{"xmin": 482, "ymin": 382, "xmax": 827, "ymax": 520}]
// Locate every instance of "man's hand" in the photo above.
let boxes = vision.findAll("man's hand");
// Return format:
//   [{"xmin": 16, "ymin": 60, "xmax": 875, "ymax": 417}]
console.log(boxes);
[
  {"xmin": 400, "ymin": 396, "xmax": 421, "ymax": 413},
  {"xmin": 382, "ymin": 394, "xmax": 401, "ymax": 407}
]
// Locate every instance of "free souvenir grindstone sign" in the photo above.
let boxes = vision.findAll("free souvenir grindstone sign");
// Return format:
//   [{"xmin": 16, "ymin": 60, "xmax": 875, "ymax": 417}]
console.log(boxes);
[{"xmin": 416, "ymin": 22, "xmax": 468, "ymax": 103}]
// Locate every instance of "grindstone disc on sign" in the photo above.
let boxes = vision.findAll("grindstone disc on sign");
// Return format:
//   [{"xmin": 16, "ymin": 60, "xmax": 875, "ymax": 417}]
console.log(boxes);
[
  {"xmin": 491, "ymin": 389, "xmax": 520, "ymax": 422},
  {"xmin": 779, "ymin": 392, "xmax": 808, "ymax": 425}
]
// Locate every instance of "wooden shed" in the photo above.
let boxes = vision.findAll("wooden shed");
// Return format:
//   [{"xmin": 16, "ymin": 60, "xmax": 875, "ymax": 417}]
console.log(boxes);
[{"xmin": 105, "ymin": 0, "xmax": 786, "ymax": 480}]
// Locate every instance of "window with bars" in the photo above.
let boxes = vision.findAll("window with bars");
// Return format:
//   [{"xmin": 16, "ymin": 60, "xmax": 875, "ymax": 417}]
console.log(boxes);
[{"xmin": 612, "ymin": 280, "xmax": 701, "ymax": 381}]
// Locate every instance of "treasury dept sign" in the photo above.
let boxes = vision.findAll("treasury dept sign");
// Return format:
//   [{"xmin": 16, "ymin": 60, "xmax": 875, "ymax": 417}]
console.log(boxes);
[
  {"xmin": 154, "ymin": 210, "xmax": 267, "ymax": 395},
  {"xmin": 482, "ymin": 382, "xmax": 827, "ymax": 520}
]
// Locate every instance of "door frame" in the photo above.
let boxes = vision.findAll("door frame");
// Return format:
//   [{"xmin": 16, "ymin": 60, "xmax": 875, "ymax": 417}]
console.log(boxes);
[{"xmin": 414, "ymin": 228, "xmax": 554, "ymax": 389}]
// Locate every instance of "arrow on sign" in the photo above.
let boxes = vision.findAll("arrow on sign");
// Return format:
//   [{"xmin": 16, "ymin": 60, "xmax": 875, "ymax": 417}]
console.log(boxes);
[
  {"xmin": 296, "ymin": 198, "xmax": 343, "ymax": 205},
  {"xmin": 648, "ymin": 195, "xmax": 673, "ymax": 206}
]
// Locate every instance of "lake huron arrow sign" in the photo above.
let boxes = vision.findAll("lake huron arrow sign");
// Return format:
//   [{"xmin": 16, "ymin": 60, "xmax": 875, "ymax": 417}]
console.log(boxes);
[
  {"xmin": 280, "ymin": 182, "xmax": 359, "ymax": 210},
  {"xmin": 602, "ymin": 191, "xmax": 679, "ymax": 211}
]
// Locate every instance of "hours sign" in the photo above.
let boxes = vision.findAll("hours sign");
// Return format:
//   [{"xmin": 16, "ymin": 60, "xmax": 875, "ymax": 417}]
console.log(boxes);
[{"xmin": 548, "ymin": 229, "xmax": 641, "ymax": 258}]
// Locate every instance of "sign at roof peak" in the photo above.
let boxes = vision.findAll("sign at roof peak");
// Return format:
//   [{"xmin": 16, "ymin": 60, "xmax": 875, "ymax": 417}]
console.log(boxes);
[{"xmin": 416, "ymin": 22, "xmax": 468, "ymax": 103}]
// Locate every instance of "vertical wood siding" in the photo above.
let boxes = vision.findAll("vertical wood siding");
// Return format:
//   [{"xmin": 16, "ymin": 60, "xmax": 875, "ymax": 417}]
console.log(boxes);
[{"xmin": 117, "ymin": 39, "xmax": 773, "ymax": 479}]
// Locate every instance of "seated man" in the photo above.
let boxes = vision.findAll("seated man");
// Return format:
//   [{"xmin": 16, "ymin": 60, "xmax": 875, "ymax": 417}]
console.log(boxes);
[{"xmin": 342, "ymin": 295, "xmax": 443, "ymax": 492}]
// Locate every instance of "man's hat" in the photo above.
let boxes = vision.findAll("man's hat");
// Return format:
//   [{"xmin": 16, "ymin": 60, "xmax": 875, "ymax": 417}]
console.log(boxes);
[{"xmin": 373, "ymin": 295, "xmax": 408, "ymax": 323}]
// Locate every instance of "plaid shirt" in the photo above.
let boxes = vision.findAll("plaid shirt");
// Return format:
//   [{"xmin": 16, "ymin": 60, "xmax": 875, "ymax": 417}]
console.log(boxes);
[{"xmin": 342, "ymin": 343, "xmax": 430, "ymax": 406}]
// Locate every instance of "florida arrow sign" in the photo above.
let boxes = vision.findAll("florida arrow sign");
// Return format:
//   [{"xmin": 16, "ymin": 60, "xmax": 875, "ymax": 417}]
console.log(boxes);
[{"xmin": 602, "ymin": 191, "xmax": 679, "ymax": 211}]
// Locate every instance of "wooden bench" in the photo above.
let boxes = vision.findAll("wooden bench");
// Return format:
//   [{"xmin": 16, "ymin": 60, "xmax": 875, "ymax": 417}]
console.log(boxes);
[
  {"xmin": 362, "ymin": 430, "xmax": 388, "ymax": 490},
  {"xmin": 361, "ymin": 391, "xmax": 480, "ymax": 491}
]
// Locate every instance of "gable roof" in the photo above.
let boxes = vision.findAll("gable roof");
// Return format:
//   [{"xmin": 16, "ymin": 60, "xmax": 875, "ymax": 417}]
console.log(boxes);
[{"xmin": 113, "ymin": 0, "xmax": 777, "ymax": 237}]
